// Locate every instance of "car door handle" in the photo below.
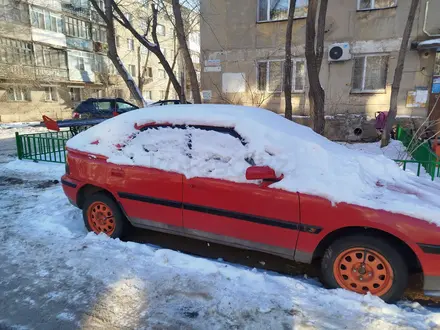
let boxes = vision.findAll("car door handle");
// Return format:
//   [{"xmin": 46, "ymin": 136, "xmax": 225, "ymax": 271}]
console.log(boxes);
[{"xmin": 111, "ymin": 169, "xmax": 125, "ymax": 177}]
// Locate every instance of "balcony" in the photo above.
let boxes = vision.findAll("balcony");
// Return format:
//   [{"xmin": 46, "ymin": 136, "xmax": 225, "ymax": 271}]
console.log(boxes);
[
  {"xmin": 31, "ymin": 28, "xmax": 67, "ymax": 48},
  {"xmin": 0, "ymin": 63, "xmax": 35, "ymax": 80},
  {"xmin": 35, "ymin": 67, "xmax": 69, "ymax": 81},
  {"xmin": 66, "ymin": 36, "xmax": 93, "ymax": 51},
  {"xmin": 62, "ymin": 3, "xmax": 90, "ymax": 20}
]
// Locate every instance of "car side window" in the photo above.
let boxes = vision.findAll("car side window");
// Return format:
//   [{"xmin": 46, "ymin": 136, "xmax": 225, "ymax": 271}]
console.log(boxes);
[
  {"xmin": 121, "ymin": 125, "xmax": 251, "ymax": 179},
  {"xmin": 95, "ymin": 101, "xmax": 112, "ymax": 111},
  {"xmin": 186, "ymin": 127, "xmax": 251, "ymax": 179},
  {"xmin": 117, "ymin": 101, "xmax": 136, "ymax": 111}
]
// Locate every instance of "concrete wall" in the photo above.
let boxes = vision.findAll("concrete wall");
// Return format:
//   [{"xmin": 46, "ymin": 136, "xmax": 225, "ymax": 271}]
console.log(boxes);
[{"xmin": 200, "ymin": 0, "xmax": 440, "ymax": 140}]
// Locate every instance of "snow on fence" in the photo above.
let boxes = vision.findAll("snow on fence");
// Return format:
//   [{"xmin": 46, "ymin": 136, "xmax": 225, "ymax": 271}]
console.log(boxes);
[{"xmin": 15, "ymin": 130, "xmax": 72, "ymax": 164}]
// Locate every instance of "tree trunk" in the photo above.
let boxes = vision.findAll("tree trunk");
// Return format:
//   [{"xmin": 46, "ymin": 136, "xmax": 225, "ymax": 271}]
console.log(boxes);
[
  {"xmin": 283, "ymin": 0, "xmax": 296, "ymax": 121},
  {"xmin": 381, "ymin": 0, "xmax": 420, "ymax": 147},
  {"xmin": 165, "ymin": 49, "xmax": 180, "ymax": 99},
  {"xmin": 172, "ymin": 0, "xmax": 201, "ymax": 103},
  {"xmin": 98, "ymin": 0, "xmax": 145, "ymax": 107},
  {"xmin": 305, "ymin": 0, "xmax": 326, "ymax": 135},
  {"xmin": 315, "ymin": 0, "xmax": 329, "ymax": 72},
  {"xmin": 138, "ymin": 49, "xmax": 151, "ymax": 93}
]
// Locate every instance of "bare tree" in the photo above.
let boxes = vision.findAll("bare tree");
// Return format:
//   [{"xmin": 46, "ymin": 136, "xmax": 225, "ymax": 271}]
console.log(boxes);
[
  {"xmin": 305, "ymin": 0, "xmax": 328, "ymax": 135},
  {"xmin": 283, "ymin": 0, "xmax": 296, "ymax": 120},
  {"xmin": 90, "ymin": 0, "xmax": 146, "ymax": 107},
  {"xmin": 91, "ymin": 0, "xmax": 185, "ymax": 102},
  {"xmin": 380, "ymin": 0, "xmax": 420, "ymax": 147},
  {"xmin": 172, "ymin": 0, "xmax": 201, "ymax": 103}
]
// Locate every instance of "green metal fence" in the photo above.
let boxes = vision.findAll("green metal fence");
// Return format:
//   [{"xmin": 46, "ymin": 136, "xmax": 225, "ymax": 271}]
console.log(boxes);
[
  {"xmin": 395, "ymin": 126, "xmax": 440, "ymax": 180},
  {"xmin": 15, "ymin": 130, "xmax": 73, "ymax": 164}
]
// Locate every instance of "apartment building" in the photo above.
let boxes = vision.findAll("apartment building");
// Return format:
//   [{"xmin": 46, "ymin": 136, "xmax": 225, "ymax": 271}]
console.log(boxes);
[
  {"xmin": 200, "ymin": 0, "xmax": 440, "ymax": 140},
  {"xmin": 0, "ymin": 0, "xmax": 200, "ymax": 122}
]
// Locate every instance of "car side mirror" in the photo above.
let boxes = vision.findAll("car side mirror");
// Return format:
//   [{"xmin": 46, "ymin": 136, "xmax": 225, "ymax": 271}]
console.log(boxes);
[{"xmin": 245, "ymin": 166, "xmax": 279, "ymax": 181}]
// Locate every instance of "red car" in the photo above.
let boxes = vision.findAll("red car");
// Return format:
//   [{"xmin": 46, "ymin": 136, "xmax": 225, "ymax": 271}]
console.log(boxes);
[{"xmin": 61, "ymin": 105, "xmax": 440, "ymax": 302}]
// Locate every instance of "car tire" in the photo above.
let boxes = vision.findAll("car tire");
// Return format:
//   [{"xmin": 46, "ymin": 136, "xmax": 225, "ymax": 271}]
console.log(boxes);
[
  {"xmin": 82, "ymin": 192, "xmax": 126, "ymax": 239},
  {"xmin": 320, "ymin": 235, "xmax": 408, "ymax": 303}
]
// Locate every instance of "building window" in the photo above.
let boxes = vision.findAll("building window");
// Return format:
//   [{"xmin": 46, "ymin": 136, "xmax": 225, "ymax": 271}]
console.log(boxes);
[
  {"xmin": 127, "ymin": 38, "xmax": 134, "ymax": 51},
  {"xmin": 116, "ymin": 35, "xmax": 120, "ymax": 48},
  {"xmin": 163, "ymin": 48, "xmax": 167, "ymax": 58},
  {"xmin": 7, "ymin": 86, "xmax": 31, "ymax": 101},
  {"xmin": 34, "ymin": 45, "xmax": 66, "ymax": 68},
  {"xmin": 128, "ymin": 64, "xmax": 136, "ymax": 77},
  {"xmin": 44, "ymin": 86, "xmax": 58, "ymax": 101},
  {"xmin": 158, "ymin": 69, "xmax": 166, "ymax": 79},
  {"xmin": 357, "ymin": 0, "xmax": 397, "ymax": 10},
  {"xmin": 257, "ymin": 59, "xmax": 305, "ymax": 92},
  {"xmin": 160, "ymin": 90, "xmax": 166, "ymax": 99},
  {"xmin": 144, "ymin": 90, "xmax": 152, "ymax": 100},
  {"xmin": 92, "ymin": 89, "xmax": 104, "ymax": 98},
  {"xmin": 65, "ymin": 17, "xmax": 90, "ymax": 39},
  {"xmin": 70, "ymin": 87, "xmax": 82, "ymax": 101},
  {"xmin": 257, "ymin": 0, "xmax": 308, "ymax": 22},
  {"xmin": 94, "ymin": 54, "xmax": 106, "ymax": 72},
  {"xmin": 157, "ymin": 24, "xmax": 165, "ymax": 36},
  {"xmin": 0, "ymin": 37, "xmax": 33, "ymax": 65},
  {"xmin": 31, "ymin": 8, "xmax": 63, "ymax": 33},
  {"xmin": 92, "ymin": 25, "xmax": 107, "ymax": 43},
  {"xmin": 352, "ymin": 55, "xmax": 388, "ymax": 93},
  {"xmin": 77, "ymin": 57, "xmax": 85, "ymax": 70},
  {"xmin": 147, "ymin": 67, "xmax": 153, "ymax": 77}
]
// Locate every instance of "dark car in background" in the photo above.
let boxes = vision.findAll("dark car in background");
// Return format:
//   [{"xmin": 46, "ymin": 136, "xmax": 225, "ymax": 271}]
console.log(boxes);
[
  {"xmin": 72, "ymin": 98, "xmax": 139, "ymax": 119},
  {"xmin": 151, "ymin": 100, "xmax": 191, "ymax": 106}
]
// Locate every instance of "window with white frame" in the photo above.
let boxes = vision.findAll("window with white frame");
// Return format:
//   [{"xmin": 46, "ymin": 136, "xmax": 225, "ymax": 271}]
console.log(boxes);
[
  {"xmin": 128, "ymin": 64, "xmax": 136, "ymax": 77},
  {"xmin": 257, "ymin": 59, "xmax": 305, "ymax": 92},
  {"xmin": 127, "ymin": 38, "xmax": 134, "ymax": 51},
  {"xmin": 65, "ymin": 17, "xmax": 90, "ymax": 39},
  {"xmin": 144, "ymin": 90, "xmax": 152, "ymax": 100},
  {"xmin": 31, "ymin": 7, "xmax": 63, "ymax": 33},
  {"xmin": 92, "ymin": 25, "xmax": 107, "ymax": 43},
  {"xmin": 158, "ymin": 69, "xmax": 166, "ymax": 79},
  {"xmin": 44, "ymin": 86, "xmax": 58, "ymax": 101},
  {"xmin": 92, "ymin": 89, "xmax": 104, "ymax": 98},
  {"xmin": 7, "ymin": 86, "xmax": 31, "ymax": 101},
  {"xmin": 147, "ymin": 67, "xmax": 153, "ymax": 77},
  {"xmin": 116, "ymin": 35, "xmax": 121, "ymax": 48},
  {"xmin": 70, "ymin": 87, "xmax": 82, "ymax": 101},
  {"xmin": 94, "ymin": 54, "xmax": 106, "ymax": 72},
  {"xmin": 157, "ymin": 24, "xmax": 165, "ymax": 36},
  {"xmin": 352, "ymin": 55, "xmax": 388, "ymax": 92},
  {"xmin": 0, "ymin": 37, "xmax": 33, "ymax": 65},
  {"xmin": 258, "ymin": 0, "xmax": 309, "ymax": 22},
  {"xmin": 34, "ymin": 44, "xmax": 66, "ymax": 68},
  {"xmin": 357, "ymin": 0, "xmax": 397, "ymax": 10}
]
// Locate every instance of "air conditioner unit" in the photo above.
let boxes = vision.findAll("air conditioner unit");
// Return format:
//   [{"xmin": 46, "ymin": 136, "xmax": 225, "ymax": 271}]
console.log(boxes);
[{"xmin": 328, "ymin": 42, "xmax": 351, "ymax": 62}]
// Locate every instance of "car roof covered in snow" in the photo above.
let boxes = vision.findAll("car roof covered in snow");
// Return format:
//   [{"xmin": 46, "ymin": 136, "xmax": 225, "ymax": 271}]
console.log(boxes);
[{"xmin": 67, "ymin": 104, "xmax": 440, "ymax": 225}]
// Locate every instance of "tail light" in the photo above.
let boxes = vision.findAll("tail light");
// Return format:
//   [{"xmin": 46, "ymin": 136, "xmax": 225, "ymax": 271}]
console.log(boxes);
[
  {"xmin": 72, "ymin": 112, "xmax": 80, "ymax": 119},
  {"xmin": 65, "ymin": 154, "xmax": 70, "ymax": 174}
]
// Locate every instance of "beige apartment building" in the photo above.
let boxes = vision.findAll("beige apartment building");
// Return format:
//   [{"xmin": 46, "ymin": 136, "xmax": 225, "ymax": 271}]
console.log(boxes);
[
  {"xmin": 200, "ymin": 0, "xmax": 440, "ymax": 140},
  {"xmin": 0, "ymin": 0, "xmax": 200, "ymax": 122}
]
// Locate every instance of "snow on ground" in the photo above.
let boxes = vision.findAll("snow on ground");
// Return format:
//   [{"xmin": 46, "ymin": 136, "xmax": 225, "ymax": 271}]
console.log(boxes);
[
  {"xmin": 67, "ymin": 104, "xmax": 440, "ymax": 226},
  {"xmin": 341, "ymin": 139, "xmax": 433, "ymax": 179},
  {"xmin": 1, "ymin": 151, "xmax": 440, "ymax": 328}
]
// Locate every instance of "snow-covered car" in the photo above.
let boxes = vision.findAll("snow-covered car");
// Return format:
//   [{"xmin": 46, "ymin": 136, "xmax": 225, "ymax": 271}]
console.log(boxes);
[{"xmin": 61, "ymin": 104, "xmax": 440, "ymax": 303}]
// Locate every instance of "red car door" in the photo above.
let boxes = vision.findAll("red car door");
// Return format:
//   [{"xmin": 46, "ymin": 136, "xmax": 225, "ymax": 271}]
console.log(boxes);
[
  {"xmin": 182, "ymin": 126, "xmax": 301, "ymax": 258},
  {"xmin": 110, "ymin": 126, "xmax": 185, "ymax": 229}
]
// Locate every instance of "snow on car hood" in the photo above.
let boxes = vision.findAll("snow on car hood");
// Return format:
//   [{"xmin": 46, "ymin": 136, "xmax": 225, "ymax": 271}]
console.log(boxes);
[{"xmin": 67, "ymin": 104, "xmax": 440, "ymax": 225}]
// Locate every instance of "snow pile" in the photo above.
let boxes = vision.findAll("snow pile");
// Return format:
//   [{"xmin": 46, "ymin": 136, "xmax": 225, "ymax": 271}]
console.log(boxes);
[{"xmin": 67, "ymin": 104, "xmax": 440, "ymax": 225}]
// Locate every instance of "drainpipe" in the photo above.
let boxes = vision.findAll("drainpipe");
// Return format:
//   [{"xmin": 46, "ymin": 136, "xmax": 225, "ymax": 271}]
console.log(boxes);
[{"xmin": 423, "ymin": 1, "xmax": 440, "ymax": 37}]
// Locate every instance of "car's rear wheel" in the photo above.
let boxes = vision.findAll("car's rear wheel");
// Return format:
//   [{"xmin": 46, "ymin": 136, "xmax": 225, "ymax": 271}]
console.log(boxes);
[
  {"xmin": 320, "ymin": 235, "xmax": 408, "ymax": 303},
  {"xmin": 82, "ymin": 192, "xmax": 126, "ymax": 239}
]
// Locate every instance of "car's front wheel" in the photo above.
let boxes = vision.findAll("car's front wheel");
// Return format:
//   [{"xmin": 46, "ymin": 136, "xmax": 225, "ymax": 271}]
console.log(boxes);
[
  {"xmin": 320, "ymin": 235, "xmax": 408, "ymax": 303},
  {"xmin": 82, "ymin": 192, "xmax": 126, "ymax": 239}
]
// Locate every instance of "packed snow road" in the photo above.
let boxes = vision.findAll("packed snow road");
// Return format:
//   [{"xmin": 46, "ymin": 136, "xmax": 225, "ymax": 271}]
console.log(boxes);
[{"xmin": 1, "ymin": 127, "xmax": 440, "ymax": 329}]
